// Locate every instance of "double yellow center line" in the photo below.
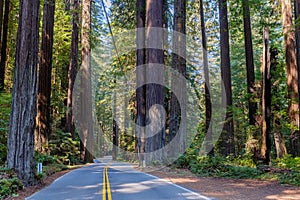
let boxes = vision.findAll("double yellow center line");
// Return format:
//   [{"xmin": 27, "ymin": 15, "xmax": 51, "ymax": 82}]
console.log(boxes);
[{"xmin": 102, "ymin": 166, "xmax": 112, "ymax": 200}]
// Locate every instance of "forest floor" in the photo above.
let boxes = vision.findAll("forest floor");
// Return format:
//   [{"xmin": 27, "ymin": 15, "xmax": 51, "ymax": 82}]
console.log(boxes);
[
  {"xmin": 146, "ymin": 167, "xmax": 300, "ymax": 200},
  {"xmin": 5, "ymin": 164, "xmax": 300, "ymax": 200}
]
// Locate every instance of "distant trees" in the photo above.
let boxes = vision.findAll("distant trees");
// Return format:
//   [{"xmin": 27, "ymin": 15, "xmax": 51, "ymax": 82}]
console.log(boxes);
[{"xmin": 7, "ymin": 0, "xmax": 40, "ymax": 185}]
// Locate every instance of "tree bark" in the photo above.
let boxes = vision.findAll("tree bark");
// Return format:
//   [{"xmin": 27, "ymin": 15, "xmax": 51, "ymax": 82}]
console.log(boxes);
[
  {"xmin": 295, "ymin": 0, "xmax": 300, "ymax": 134},
  {"xmin": 169, "ymin": 0, "xmax": 186, "ymax": 158},
  {"xmin": 7, "ymin": 0, "xmax": 40, "ymax": 185},
  {"xmin": 66, "ymin": 0, "xmax": 79, "ymax": 138},
  {"xmin": 35, "ymin": 0, "xmax": 55, "ymax": 153},
  {"xmin": 283, "ymin": 0, "xmax": 300, "ymax": 156},
  {"xmin": 261, "ymin": 27, "xmax": 272, "ymax": 165},
  {"xmin": 136, "ymin": 0, "xmax": 146, "ymax": 165},
  {"xmin": 242, "ymin": 0, "xmax": 257, "ymax": 126},
  {"xmin": 80, "ymin": 0, "xmax": 94, "ymax": 163},
  {"xmin": 200, "ymin": 0, "xmax": 213, "ymax": 156},
  {"xmin": 145, "ymin": 0, "xmax": 165, "ymax": 164},
  {"xmin": 0, "ymin": 0, "xmax": 6, "ymax": 91},
  {"xmin": 218, "ymin": 0, "xmax": 235, "ymax": 156}
]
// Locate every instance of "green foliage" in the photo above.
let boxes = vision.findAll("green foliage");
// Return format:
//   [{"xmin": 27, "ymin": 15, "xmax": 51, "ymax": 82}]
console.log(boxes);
[
  {"xmin": 35, "ymin": 152, "xmax": 58, "ymax": 165},
  {"xmin": 0, "ymin": 93, "xmax": 11, "ymax": 165},
  {"xmin": 0, "ymin": 168, "xmax": 23, "ymax": 199},
  {"xmin": 49, "ymin": 131, "xmax": 80, "ymax": 165},
  {"xmin": 274, "ymin": 155, "xmax": 300, "ymax": 171}
]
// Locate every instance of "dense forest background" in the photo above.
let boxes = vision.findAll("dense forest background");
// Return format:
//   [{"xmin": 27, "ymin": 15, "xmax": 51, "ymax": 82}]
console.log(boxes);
[{"xmin": 0, "ymin": 0, "xmax": 300, "ymax": 197}]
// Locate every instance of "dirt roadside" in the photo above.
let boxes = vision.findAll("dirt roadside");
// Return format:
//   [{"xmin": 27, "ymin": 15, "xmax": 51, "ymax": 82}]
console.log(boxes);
[{"xmin": 147, "ymin": 167, "xmax": 300, "ymax": 200}]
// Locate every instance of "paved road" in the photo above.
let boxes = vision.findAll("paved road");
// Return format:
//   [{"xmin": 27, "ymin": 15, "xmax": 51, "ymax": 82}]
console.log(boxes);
[{"xmin": 26, "ymin": 159, "xmax": 214, "ymax": 200}]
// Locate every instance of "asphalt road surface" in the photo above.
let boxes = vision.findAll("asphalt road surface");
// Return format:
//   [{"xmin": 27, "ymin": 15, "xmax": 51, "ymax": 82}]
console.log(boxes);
[{"xmin": 26, "ymin": 159, "xmax": 214, "ymax": 200}]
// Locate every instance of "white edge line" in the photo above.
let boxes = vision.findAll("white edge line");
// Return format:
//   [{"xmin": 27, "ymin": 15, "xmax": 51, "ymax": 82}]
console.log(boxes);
[{"xmin": 141, "ymin": 172, "xmax": 215, "ymax": 200}]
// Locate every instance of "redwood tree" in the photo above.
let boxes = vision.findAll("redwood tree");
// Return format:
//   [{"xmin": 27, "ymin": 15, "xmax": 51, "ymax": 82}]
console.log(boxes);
[
  {"xmin": 35, "ymin": 0, "xmax": 55, "ymax": 153},
  {"xmin": 66, "ymin": 0, "xmax": 79, "ymax": 138},
  {"xmin": 0, "ymin": 0, "xmax": 9, "ymax": 89},
  {"xmin": 136, "ymin": 0, "xmax": 146, "ymax": 164},
  {"xmin": 200, "ymin": 0, "xmax": 213, "ymax": 155},
  {"xmin": 169, "ymin": 0, "xmax": 186, "ymax": 157},
  {"xmin": 282, "ymin": 0, "xmax": 300, "ymax": 156},
  {"xmin": 7, "ymin": 0, "xmax": 40, "ymax": 185},
  {"xmin": 80, "ymin": 0, "xmax": 94, "ymax": 163},
  {"xmin": 242, "ymin": 0, "xmax": 257, "ymax": 126},
  {"xmin": 261, "ymin": 27, "xmax": 272, "ymax": 165},
  {"xmin": 145, "ymin": 0, "xmax": 165, "ymax": 163},
  {"xmin": 218, "ymin": 0, "xmax": 235, "ymax": 156}
]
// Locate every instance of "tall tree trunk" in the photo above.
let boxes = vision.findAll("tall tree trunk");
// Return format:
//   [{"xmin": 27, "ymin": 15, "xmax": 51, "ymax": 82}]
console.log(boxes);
[
  {"xmin": 66, "ymin": 0, "xmax": 79, "ymax": 138},
  {"xmin": 136, "ymin": 0, "xmax": 146, "ymax": 165},
  {"xmin": 218, "ymin": 0, "xmax": 235, "ymax": 156},
  {"xmin": 0, "ymin": 0, "xmax": 4, "ymax": 45},
  {"xmin": 294, "ymin": 0, "xmax": 300, "ymax": 101},
  {"xmin": 200, "ymin": 0, "xmax": 213, "ymax": 156},
  {"xmin": 80, "ymin": 0, "xmax": 93, "ymax": 163},
  {"xmin": 145, "ymin": 0, "xmax": 165, "ymax": 164},
  {"xmin": 0, "ymin": 0, "xmax": 10, "ymax": 91},
  {"xmin": 283, "ymin": 0, "xmax": 300, "ymax": 156},
  {"xmin": 7, "ymin": 0, "xmax": 40, "ymax": 185},
  {"xmin": 112, "ymin": 90, "xmax": 118, "ymax": 160},
  {"xmin": 242, "ymin": 0, "xmax": 257, "ymax": 126},
  {"xmin": 271, "ymin": 48, "xmax": 287, "ymax": 159},
  {"xmin": 295, "ymin": 0, "xmax": 300, "ymax": 151},
  {"xmin": 169, "ymin": 0, "xmax": 186, "ymax": 158},
  {"xmin": 0, "ymin": 0, "xmax": 5, "ymax": 91},
  {"xmin": 35, "ymin": 0, "xmax": 55, "ymax": 153},
  {"xmin": 261, "ymin": 27, "xmax": 272, "ymax": 165}
]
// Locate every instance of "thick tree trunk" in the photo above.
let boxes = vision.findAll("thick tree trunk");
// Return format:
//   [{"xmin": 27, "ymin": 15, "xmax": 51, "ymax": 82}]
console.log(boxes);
[
  {"xmin": 35, "ymin": 0, "xmax": 55, "ymax": 153},
  {"xmin": 145, "ymin": 0, "xmax": 165, "ymax": 164},
  {"xmin": 242, "ymin": 0, "xmax": 257, "ymax": 126},
  {"xmin": 218, "ymin": 0, "xmax": 235, "ymax": 156},
  {"xmin": 295, "ymin": 0, "xmax": 300, "ymax": 129},
  {"xmin": 80, "ymin": 0, "xmax": 94, "ymax": 163},
  {"xmin": 136, "ymin": 0, "xmax": 146, "ymax": 165},
  {"xmin": 66, "ymin": 0, "xmax": 79, "ymax": 138},
  {"xmin": 0, "ymin": 0, "xmax": 7, "ymax": 91},
  {"xmin": 200, "ymin": 0, "xmax": 213, "ymax": 156},
  {"xmin": 261, "ymin": 27, "xmax": 272, "ymax": 165},
  {"xmin": 7, "ymin": 0, "xmax": 40, "ymax": 185},
  {"xmin": 169, "ymin": 0, "xmax": 186, "ymax": 158},
  {"xmin": 283, "ymin": 0, "xmax": 300, "ymax": 156}
]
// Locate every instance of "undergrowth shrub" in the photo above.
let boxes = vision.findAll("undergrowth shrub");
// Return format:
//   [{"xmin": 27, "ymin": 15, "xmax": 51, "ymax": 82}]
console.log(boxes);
[
  {"xmin": 49, "ymin": 130, "xmax": 80, "ymax": 165},
  {"xmin": 0, "ymin": 168, "xmax": 23, "ymax": 199}
]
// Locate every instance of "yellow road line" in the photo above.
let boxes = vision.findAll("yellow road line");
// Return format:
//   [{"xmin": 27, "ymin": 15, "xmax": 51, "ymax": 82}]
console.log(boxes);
[
  {"xmin": 102, "ymin": 166, "xmax": 112, "ymax": 200},
  {"xmin": 105, "ymin": 167, "xmax": 112, "ymax": 200},
  {"xmin": 102, "ymin": 167, "xmax": 107, "ymax": 200}
]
